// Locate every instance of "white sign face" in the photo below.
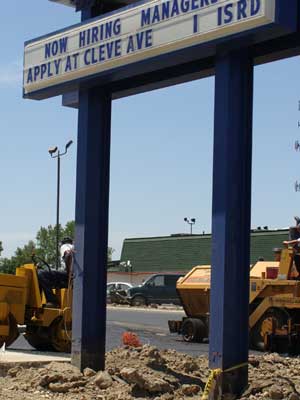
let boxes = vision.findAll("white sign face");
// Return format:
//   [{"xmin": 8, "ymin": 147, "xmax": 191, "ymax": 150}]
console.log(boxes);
[{"xmin": 24, "ymin": 0, "xmax": 275, "ymax": 96}]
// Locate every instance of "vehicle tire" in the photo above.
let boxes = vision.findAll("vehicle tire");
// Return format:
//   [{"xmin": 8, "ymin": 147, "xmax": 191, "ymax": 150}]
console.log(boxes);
[
  {"xmin": 250, "ymin": 307, "xmax": 289, "ymax": 352},
  {"xmin": 131, "ymin": 296, "xmax": 147, "ymax": 307},
  {"xmin": 24, "ymin": 326, "xmax": 54, "ymax": 351},
  {"xmin": 182, "ymin": 318, "xmax": 206, "ymax": 343},
  {"xmin": 50, "ymin": 317, "xmax": 71, "ymax": 353},
  {"xmin": 0, "ymin": 313, "xmax": 19, "ymax": 348}
]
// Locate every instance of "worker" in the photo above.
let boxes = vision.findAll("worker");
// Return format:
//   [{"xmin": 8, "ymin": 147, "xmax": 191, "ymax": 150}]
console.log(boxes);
[
  {"xmin": 38, "ymin": 237, "xmax": 74, "ymax": 307},
  {"xmin": 283, "ymin": 224, "xmax": 300, "ymax": 277},
  {"xmin": 60, "ymin": 236, "xmax": 74, "ymax": 277}
]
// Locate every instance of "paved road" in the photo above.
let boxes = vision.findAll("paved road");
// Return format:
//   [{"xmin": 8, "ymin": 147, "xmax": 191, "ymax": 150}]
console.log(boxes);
[
  {"xmin": 9, "ymin": 306, "xmax": 209, "ymax": 357},
  {"xmin": 108, "ymin": 306, "xmax": 184, "ymax": 333}
]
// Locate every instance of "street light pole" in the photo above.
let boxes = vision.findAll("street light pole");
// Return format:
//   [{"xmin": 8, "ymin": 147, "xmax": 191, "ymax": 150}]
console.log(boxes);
[
  {"xmin": 56, "ymin": 153, "xmax": 61, "ymax": 271},
  {"xmin": 184, "ymin": 217, "xmax": 196, "ymax": 235},
  {"xmin": 49, "ymin": 140, "xmax": 73, "ymax": 270}
]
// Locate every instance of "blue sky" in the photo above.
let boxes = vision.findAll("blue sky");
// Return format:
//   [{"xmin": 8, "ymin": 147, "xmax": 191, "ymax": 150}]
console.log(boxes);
[{"xmin": 0, "ymin": 1, "xmax": 299, "ymax": 259}]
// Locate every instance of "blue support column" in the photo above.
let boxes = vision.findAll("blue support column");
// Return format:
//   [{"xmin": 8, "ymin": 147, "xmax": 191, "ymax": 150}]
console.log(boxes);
[
  {"xmin": 71, "ymin": 85, "xmax": 111, "ymax": 371},
  {"xmin": 209, "ymin": 47, "xmax": 253, "ymax": 395},
  {"xmin": 71, "ymin": 3, "xmax": 112, "ymax": 372}
]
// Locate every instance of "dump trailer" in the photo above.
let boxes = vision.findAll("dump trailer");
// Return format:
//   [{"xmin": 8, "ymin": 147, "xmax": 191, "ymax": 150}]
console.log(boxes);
[
  {"xmin": 0, "ymin": 260, "xmax": 71, "ymax": 352},
  {"xmin": 168, "ymin": 248, "xmax": 300, "ymax": 353}
]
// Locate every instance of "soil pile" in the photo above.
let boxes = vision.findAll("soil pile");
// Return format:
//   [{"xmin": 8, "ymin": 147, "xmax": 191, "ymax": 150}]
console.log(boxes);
[
  {"xmin": 0, "ymin": 345, "xmax": 207, "ymax": 400},
  {"xmin": 1, "ymin": 347, "xmax": 300, "ymax": 399},
  {"xmin": 244, "ymin": 353, "xmax": 300, "ymax": 400}
]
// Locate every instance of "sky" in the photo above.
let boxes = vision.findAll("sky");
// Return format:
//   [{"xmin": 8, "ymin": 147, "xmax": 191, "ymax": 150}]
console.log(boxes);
[{"xmin": 1, "ymin": 1, "xmax": 300, "ymax": 259}]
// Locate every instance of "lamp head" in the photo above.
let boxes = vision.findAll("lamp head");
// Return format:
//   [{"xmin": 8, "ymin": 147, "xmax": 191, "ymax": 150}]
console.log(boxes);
[
  {"xmin": 65, "ymin": 140, "xmax": 73, "ymax": 151},
  {"xmin": 48, "ymin": 146, "xmax": 58, "ymax": 155},
  {"xmin": 191, "ymin": 218, "xmax": 196, "ymax": 223}
]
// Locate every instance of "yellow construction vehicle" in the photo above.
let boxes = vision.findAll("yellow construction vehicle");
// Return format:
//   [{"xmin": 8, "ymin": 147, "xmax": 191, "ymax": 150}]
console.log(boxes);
[
  {"xmin": 0, "ymin": 256, "xmax": 72, "ymax": 352},
  {"xmin": 168, "ymin": 247, "xmax": 300, "ymax": 353}
]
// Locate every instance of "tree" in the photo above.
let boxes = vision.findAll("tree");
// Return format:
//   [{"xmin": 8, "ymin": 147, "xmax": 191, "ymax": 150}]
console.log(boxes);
[
  {"xmin": 13, "ymin": 240, "xmax": 36, "ymax": 266},
  {"xmin": 0, "ymin": 257, "xmax": 18, "ymax": 274},
  {"xmin": 0, "ymin": 241, "xmax": 3, "ymax": 257},
  {"xmin": 35, "ymin": 221, "xmax": 76, "ymax": 266},
  {"xmin": 64, "ymin": 221, "xmax": 75, "ymax": 238},
  {"xmin": 0, "ymin": 221, "xmax": 114, "ymax": 274},
  {"xmin": 0, "ymin": 241, "xmax": 36, "ymax": 274}
]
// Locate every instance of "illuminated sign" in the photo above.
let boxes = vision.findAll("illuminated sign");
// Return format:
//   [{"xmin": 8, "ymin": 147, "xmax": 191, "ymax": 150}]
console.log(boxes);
[{"xmin": 23, "ymin": 0, "xmax": 296, "ymax": 98}]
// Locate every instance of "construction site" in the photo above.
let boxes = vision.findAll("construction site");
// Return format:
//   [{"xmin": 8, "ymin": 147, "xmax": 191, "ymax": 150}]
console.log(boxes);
[
  {"xmin": 2, "ymin": 0, "xmax": 300, "ymax": 399},
  {"xmin": 3, "ymin": 243, "xmax": 300, "ymax": 399}
]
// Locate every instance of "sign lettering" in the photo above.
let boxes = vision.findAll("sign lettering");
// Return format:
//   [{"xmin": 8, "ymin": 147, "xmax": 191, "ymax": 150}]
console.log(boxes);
[{"xmin": 23, "ymin": 0, "xmax": 278, "ymax": 96}]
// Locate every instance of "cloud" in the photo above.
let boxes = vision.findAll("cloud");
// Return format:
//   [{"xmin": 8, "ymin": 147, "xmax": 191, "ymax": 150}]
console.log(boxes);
[{"xmin": 0, "ymin": 60, "xmax": 22, "ymax": 87}]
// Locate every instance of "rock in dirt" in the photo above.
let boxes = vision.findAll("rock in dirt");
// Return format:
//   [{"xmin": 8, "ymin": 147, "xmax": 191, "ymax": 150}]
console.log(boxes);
[
  {"xmin": 269, "ymin": 385, "xmax": 284, "ymax": 400},
  {"xmin": 48, "ymin": 380, "xmax": 86, "ymax": 393},
  {"xmin": 120, "ymin": 367, "xmax": 145, "ymax": 387},
  {"xmin": 7, "ymin": 366, "xmax": 23, "ymax": 377},
  {"xmin": 120, "ymin": 367, "xmax": 172, "ymax": 393},
  {"xmin": 141, "ymin": 345, "xmax": 166, "ymax": 367},
  {"xmin": 181, "ymin": 384, "xmax": 201, "ymax": 396},
  {"xmin": 144, "ymin": 377, "xmax": 173, "ymax": 393},
  {"xmin": 289, "ymin": 394, "xmax": 300, "ymax": 400},
  {"xmin": 34, "ymin": 373, "xmax": 65, "ymax": 387},
  {"xmin": 93, "ymin": 371, "xmax": 113, "ymax": 389},
  {"xmin": 181, "ymin": 359, "xmax": 198, "ymax": 373},
  {"xmin": 83, "ymin": 367, "xmax": 96, "ymax": 378}
]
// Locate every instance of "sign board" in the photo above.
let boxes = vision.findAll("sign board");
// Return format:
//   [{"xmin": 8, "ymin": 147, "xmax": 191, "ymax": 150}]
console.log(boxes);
[{"xmin": 24, "ymin": 0, "xmax": 297, "ymax": 99}]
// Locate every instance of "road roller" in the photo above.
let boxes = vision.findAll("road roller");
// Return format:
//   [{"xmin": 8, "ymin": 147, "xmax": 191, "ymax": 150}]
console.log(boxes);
[{"xmin": 0, "ymin": 257, "xmax": 71, "ymax": 352}]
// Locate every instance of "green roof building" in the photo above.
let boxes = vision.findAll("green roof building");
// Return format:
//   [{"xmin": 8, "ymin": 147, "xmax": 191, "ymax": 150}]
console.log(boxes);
[{"xmin": 120, "ymin": 229, "xmax": 289, "ymax": 273}]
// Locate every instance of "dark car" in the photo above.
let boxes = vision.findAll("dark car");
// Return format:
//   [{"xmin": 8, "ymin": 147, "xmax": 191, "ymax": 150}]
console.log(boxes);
[{"xmin": 126, "ymin": 274, "xmax": 183, "ymax": 306}]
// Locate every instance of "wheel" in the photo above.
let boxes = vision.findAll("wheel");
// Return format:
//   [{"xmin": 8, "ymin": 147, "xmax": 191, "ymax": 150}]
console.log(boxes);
[
  {"xmin": 182, "ymin": 318, "xmax": 206, "ymax": 343},
  {"xmin": 131, "ymin": 296, "xmax": 147, "ymax": 307},
  {"xmin": 250, "ymin": 308, "xmax": 289, "ymax": 352},
  {"xmin": 24, "ymin": 326, "xmax": 54, "ymax": 351},
  {"xmin": 50, "ymin": 317, "xmax": 71, "ymax": 353},
  {"xmin": 0, "ymin": 314, "xmax": 19, "ymax": 348}
]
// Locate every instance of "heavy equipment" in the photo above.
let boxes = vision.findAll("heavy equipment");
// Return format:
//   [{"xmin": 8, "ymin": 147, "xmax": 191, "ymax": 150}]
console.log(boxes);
[
  {"xmin": 168, "ymin": 247, "xmax": 300, "ymax": 353},
  {"xmin": 0, "ymin": 256, "xmax": 72, "ymax": 352}
]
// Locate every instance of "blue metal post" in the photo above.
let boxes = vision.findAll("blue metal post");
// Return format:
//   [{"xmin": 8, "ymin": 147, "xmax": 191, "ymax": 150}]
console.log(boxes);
[
  {"xmin": 71, "ymin": 2, "xmax": 112, "ymax": 372},
  {"xmin": 209, "ymin": 47, "xmax": 253, "ymax": 395},
  {"xmin": 72, "ymin": 2, "xmax": 112, "ymax": 371},
  {"xmin": 71, "ymin": 84, "xmax": 111, "ymax": 370}
]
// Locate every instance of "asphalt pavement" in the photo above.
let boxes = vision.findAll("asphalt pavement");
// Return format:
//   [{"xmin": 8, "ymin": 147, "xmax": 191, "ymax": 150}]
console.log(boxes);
[{"xmin": 8, "ymin": 306, "xmax": 209, "ymax": 357}]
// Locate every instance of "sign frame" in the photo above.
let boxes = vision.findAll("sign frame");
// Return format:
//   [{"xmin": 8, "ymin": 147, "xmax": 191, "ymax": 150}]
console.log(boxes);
[{"xmin": 24, "ymin": 0, "xmax": 297, "ymax": 100}]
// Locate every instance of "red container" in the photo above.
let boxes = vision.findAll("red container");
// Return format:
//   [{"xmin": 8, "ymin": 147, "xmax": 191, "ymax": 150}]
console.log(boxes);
[{"xmin": 266, "ymin": 267, "xmax": 279, "ymax": 279}]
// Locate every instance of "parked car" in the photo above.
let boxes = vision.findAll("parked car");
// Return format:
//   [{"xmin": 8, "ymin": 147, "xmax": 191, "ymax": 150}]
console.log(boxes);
[
  {"xmin": 107, "ymin": 282, "xmax": 132, "ymax": 303},
  {"xmin": 126, "ymin": 274, "xmax": 183, "ymax": 306}
]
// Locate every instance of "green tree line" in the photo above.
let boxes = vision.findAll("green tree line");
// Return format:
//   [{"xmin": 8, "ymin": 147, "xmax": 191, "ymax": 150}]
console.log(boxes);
[{"xmin": 0, "ymin": 221, "xmax": 114, "ymax": 274}]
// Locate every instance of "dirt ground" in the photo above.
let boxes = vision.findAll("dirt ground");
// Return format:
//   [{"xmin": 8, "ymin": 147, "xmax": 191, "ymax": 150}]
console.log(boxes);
[{"xmin": 1, "ymin": 346, "xmax": 300, "ymax": 400}]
